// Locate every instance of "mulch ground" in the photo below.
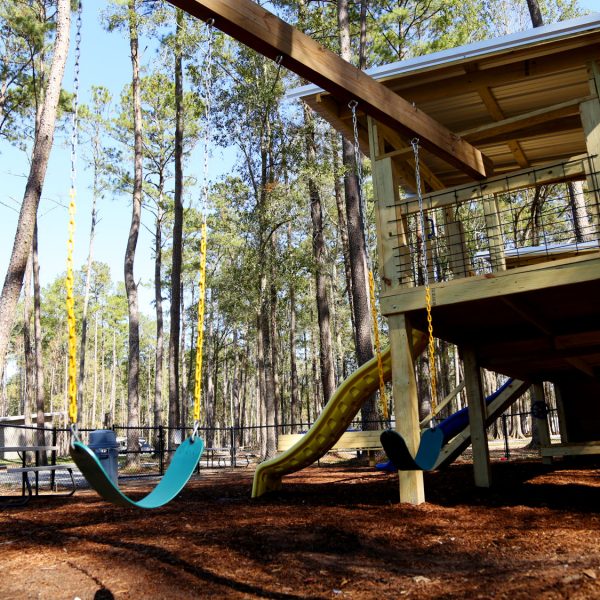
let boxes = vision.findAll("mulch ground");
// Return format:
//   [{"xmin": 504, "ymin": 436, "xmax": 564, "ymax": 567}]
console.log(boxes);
[{"xmin": 1, "ymin": 456, "xmax": 599, "ymax": 600}]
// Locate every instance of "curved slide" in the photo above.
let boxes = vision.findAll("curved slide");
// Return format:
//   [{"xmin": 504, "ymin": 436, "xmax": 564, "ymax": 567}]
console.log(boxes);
[{"xmin": 251, "ymin": 332, "xmax": 426, "ymax": 498}]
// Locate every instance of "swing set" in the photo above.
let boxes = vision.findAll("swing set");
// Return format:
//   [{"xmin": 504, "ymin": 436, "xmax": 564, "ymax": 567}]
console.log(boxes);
[
  {"xmin": 65, "ymin": 13, "xmax": 215, "ymax": 508},
  {"xmin": 62, "ymin": 0, "xmax": 497, "ymax": 507}
]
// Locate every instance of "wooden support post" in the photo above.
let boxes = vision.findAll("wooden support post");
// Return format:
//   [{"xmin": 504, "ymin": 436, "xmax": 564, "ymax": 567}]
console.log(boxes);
[
  {"xmin": 553, "ymin": 384, "xmax": 570, "ymax": 444},
  {"xmin": 389, "ymin": 314, "xmax": 425, "ymax": 504},
  {"xmin": 531, "ymin": 383, "xmax": 552, "ymax": 465},
  {"xmin": 581, "ymin": 61, "xmax": 600, "ymax": 244},
  {"xmin": 461, "ymin": 347, "xmax": 491, "ymax": 488},
  {"xmin": 368, "ymin": 118, "xmax": 412, "ymax": 289},
  {"xmin": 483, "ymin": 195, "xmax": 506, "ymax": 272}
]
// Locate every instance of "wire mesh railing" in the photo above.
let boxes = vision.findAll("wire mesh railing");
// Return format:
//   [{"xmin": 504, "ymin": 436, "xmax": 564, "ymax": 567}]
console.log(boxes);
[{"xmin": 391, "ymin": 155, "xmax": 600, "ymax": 286}]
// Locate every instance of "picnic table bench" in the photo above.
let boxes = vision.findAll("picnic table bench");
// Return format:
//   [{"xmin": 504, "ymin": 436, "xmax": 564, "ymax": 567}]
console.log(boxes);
[
  {"xmin": 277, "ymin": 430, "xmax": 384, "ymax": 466},
  {"xmin": 203, "ymin": 446, "xmax": 254, "ymax": 468},
  {"xmin": 277, "ymin": 430, "xmax": 384, "ymax": 453},
  {"xmin": 0, "ymin": 445, "xmax": 77, "ymax": 507}
]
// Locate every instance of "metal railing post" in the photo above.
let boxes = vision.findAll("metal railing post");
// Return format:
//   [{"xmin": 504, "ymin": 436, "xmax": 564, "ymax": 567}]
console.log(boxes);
[
  {"xmin": 230, "ymin": 426, "xmax": 236, "ymax": 467},
  {"xmin": 158, "ymin": 425, "xmax": 164, "ymax": 476},
  {"xmin": 502, "ymin": 414, "xmax": 510, "ymax": 460}
]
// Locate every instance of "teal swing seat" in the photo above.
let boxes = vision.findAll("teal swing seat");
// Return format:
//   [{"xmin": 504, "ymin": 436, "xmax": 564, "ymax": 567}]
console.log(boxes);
[{"xmin": 70, "ymin": 436, "xmax": 204, "ymax": 509}]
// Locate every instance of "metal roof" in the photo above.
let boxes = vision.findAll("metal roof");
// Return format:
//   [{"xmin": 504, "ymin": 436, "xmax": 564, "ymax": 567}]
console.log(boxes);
[{"xmin": 288, "ymin": 12, "xmax": 600, "ymax": 101}]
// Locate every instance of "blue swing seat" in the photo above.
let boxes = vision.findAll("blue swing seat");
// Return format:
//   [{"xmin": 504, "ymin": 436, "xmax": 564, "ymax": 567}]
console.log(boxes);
[
  {"xmin": 380, "ymin": 379, "xmax": 514, "ymax": 471},
  {"xmin": 70, "ymin": 436, "xmax": 204, "ymax": 509}
]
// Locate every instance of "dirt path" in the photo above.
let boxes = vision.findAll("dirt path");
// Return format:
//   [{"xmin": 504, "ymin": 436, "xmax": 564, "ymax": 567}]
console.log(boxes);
[{"xmin": 1, "ymin": 460, "xmax": 599, "ymax": 599}]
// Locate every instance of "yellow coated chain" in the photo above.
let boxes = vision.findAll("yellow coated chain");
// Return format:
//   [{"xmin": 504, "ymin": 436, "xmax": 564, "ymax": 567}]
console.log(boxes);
[
  {"xmin": 425, "ymin": 286, "xmax": 437, "ymax": 416},
  {"xmin": 349, "ymin": 100, "xmax": 388, "ymax": 420},
  {"xmin": 368, "ymin": 270, "xmax": 388, "ymax": 420},
  {"xmin": 412, "ymin": 138, "xmax": 438, "ymax": 419},
  {"xmin": 66, "ymin": 189, "xmax": 78, "ymax": 425},
  {"xmin": 193, "ymin": 221, "xmax": 208, "ymax": 424}
]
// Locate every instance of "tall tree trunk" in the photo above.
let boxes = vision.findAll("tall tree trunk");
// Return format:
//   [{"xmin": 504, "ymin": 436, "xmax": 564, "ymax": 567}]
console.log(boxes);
[
  {"xmin": 304, "ymin": 105, "xmax": 336, "ymax": 404},
  {"xmin": 330, "ymin": 260, "xmax": 344, "ymax": 384},
  {"xmin": 260, "ymin": 271, "xmax": 277, "ymax": 459},
  {"xmin": 204, "ymin": 302, "xmax": 215, "ymax": 448},
  {"xmin": 76, "ymin": 148, "xmax": 99, "ymax": 422},
  {"xmin": 169, "ymin": 8, "xmax": 185, "ymax": 448},
  {"xmin": 526, "ymin": 0, "xmax": 544, "ymax": 26},
  {"xmin": 23, "ymin": 253, "xmax": 34, "ymax": 426},
  {"xmin": 32, "ymin": 222, "xmax": 46, "ymax": 455},
  {"xmin": 108, "ymin": 330, "xmax": 117, "ymax": 428},
  {"xmin": 256, "ymin": 310, "xmax": 267, "ymax": 458},
  {"xmin": 154, "ymin": 203, "xmax": 164, "ymax": 436},
  {"xmin": 232, "ymin": 329, "xmax": 241, "ymax": 440},
  {"xmin": 0, "ymin": 0, "xmax": 71, "ymax": 379},
  {"xmin": 270, "ymin": 244, "xmax": 281, "ymax": 430},
  {"xmin": 330, "ymin": 131, "xmax": 355, "ymax": 335},
  {"xmin": 125, "ymin": 0, "xmax": 142, "ymax": 462},
  {"xmin": 337, "ymin": 0, "xmax": 376, "ymax": 428},
  {"xmin": 568, "ymin": 180, "xmax": 593, "ymax": 242},
  {"xmin": 92, "ymin": 312, "xmax": 99, "ymax": 427},
  {"xmin": 100, "ymin": 323, "xmax": 106, "ymax": 425},
  {"xmin": 288, "ymin": 224, "xmax": 300, "ymax": 432}
]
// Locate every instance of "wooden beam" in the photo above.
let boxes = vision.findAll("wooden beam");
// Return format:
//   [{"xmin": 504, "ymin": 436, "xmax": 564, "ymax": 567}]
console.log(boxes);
[
  {"xmin": 541, "ymin": 440, "xmax": 600, "ymax": 457},
  {"xmin": 381, "ymin": 254, "xmax": 600, "ymax": 315},
  {"xmin": 484, "ymin": 195, "xmax": 506, "ymax": 272},
  {"xmin": 581, "ymin": 67, "xmax": 600, "ymax": 247},
  {"xmin": 388, "ymin": 314, "xmax": 425, "ymax": 504},
  {"xmin": 420, "ymin": 381, "xmax": 465, "ymax": 427},
  {"xmin": 374, "ymin": 123, "xmax": 446, "ymax": 192},
  {"xmin": 166, "ymin": 0, "xmax": 490, "ymax": 180},
  {"xmin": 461, "ymin": 347, "xmax": 491, "ymax": 488},
  {"xmin": 463, "ymin": 115, "xmax": 583, "ymax": 147}
]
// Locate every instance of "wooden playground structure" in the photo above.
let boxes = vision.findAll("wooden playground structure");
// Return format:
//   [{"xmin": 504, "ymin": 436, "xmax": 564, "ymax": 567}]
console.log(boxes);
[{"xmin": 167, "ymin": 0, "xmax": 600, "ymax": 504}]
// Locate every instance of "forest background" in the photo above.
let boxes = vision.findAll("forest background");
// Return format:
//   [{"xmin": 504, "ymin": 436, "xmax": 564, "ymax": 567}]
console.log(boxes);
[{"xmin": 0, "ymin": 0, "xmax": 596, "ymax": 458}]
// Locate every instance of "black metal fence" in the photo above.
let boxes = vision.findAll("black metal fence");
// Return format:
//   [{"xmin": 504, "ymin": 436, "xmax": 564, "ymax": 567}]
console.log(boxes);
[{"xmin": 0, "ymin": 408, "xmax": 559, "ymax": 487}]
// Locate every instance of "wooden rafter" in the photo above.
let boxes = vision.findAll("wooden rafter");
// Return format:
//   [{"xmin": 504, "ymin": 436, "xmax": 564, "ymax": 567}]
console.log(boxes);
[
  {"xmin": 476, "ymin": 85, "xmax": 529, "ymax": 168},
  {"xmin": 459, "ymin": 96, "xmax": 592, "ymax": 143},
  {"xmin": 165, "ymin": 0, "xmax": 491, "ymax": 180}
]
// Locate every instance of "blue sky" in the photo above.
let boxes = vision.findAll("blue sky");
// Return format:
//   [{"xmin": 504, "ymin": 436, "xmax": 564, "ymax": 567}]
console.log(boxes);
[
  {"xmin": 1, "ymin": 0, "xmax": 598, "ymax": 316},
  {"xmin": 0, "ymin": 0, "xmax": 232, "ymax": 315}
]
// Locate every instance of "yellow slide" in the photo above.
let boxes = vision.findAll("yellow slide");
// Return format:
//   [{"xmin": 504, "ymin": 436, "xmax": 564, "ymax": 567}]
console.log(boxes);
[{"xmin": 252, "ymin": 332, "xmax": 426, "ymax": 498}]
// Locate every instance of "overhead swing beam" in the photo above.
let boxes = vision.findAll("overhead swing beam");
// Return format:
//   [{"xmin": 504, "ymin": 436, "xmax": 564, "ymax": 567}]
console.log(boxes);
[{"xmin": 164, "ymin": 0, "xmax": 491, "ymax": 181}]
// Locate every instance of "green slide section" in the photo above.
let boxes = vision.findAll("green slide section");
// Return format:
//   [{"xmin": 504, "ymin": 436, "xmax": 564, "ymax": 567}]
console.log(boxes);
[
  {"xmin": 252, "ymin": 332, "xmax": 426, "ymax": 498},
  {"xmin": 71, "ymin": 436, "xmax": 204, "ymax": 509}
]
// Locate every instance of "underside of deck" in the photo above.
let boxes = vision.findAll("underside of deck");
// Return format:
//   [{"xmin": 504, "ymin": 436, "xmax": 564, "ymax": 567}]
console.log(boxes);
[{"xmin": 381, "ymin": 254, "xmax": 600, "ymax": 383}]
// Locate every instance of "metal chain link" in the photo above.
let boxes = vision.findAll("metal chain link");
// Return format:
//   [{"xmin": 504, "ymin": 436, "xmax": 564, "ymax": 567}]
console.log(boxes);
[
  {"xmin": 193, "ymin": 20, "xmax": 214, "ymax": 433},
  {"xmin": 348, "ymin": 100, "xmax": 373, "ymax": 273},
  {"xmin": 69, "ymin": 2, "xmax": 82, "ymax": 192},
  {"xmin": 411, "ymin": 139, "xmax": 429, "ymax": 288},
  {"xmin": 67, "ymin": 1, "xmax": 83, "ymax": 432},
  {"xmin": 200, "ymin": 20, "xmax": 215, "ymax": 220}
]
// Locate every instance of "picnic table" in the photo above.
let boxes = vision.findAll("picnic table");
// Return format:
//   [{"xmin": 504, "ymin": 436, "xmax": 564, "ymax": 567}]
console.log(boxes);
[{"xmin": 0, "ymin": 445, "xmax": 76, "ymax": 506}]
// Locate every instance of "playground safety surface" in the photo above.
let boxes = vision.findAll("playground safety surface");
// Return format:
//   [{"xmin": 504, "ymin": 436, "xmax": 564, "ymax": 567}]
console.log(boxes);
[{"xmin": 1, "ymin": 457, "xmax": 599, "ymax": 599}]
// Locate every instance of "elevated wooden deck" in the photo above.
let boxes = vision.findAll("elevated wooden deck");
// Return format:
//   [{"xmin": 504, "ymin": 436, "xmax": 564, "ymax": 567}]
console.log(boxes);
[
  {"xmin": 295, "ymin": 15, "xmax": 600, "ymax": 503},
  {"xmin": 381, "ymin": 252, "xmax": 600, "ymax": 383}
]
